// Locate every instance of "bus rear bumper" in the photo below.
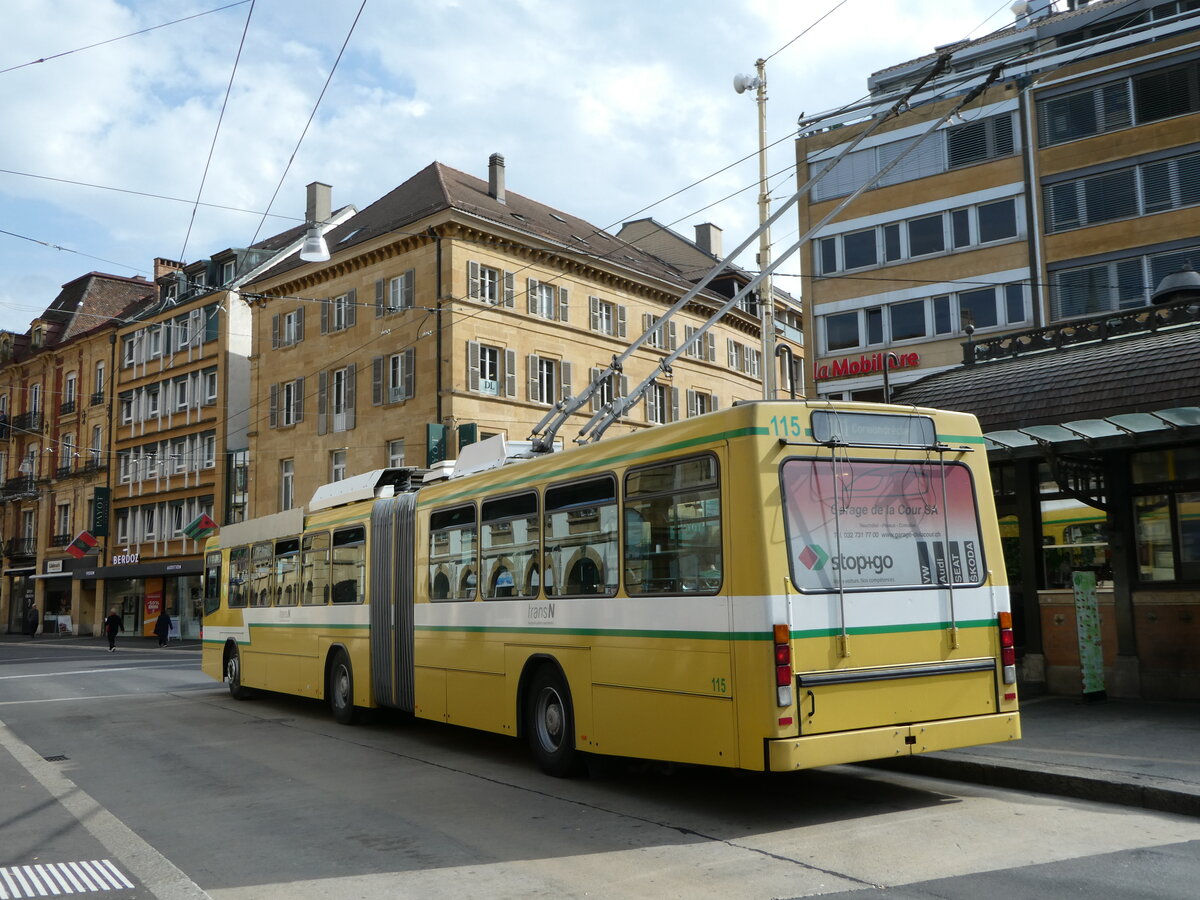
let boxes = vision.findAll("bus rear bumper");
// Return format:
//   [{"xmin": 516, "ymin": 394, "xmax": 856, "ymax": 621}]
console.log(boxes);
[{"xmin": 766, "ymin": 711, "xmax": 1021, "ymax": 772}]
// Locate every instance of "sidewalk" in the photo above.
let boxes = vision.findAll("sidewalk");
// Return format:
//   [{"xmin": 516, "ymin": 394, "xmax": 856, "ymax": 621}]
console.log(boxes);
[
  {"xmin": 0, "ymin": 631, "xmax": 202, "ymax": 651},
  {"xmin": 873, "ymin": 694, "xmax": 1200, "ymax": 818},
  {"xmin": 3, "ymin": 632, "xmax": 1198, "ymax": 816}
]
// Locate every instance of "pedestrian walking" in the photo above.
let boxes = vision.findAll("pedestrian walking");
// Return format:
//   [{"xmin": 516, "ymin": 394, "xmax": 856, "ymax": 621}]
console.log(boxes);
[
  {"xmin": 103, "ymin": 608, "xmax": 124, "ymax": 652},
  {"xmin": 23, "ymin": 601, "xmax": 38, "ymax": 639},
  {"xmin": 153, "ymin": 612, "xmax": 170, "ymax": 647}
]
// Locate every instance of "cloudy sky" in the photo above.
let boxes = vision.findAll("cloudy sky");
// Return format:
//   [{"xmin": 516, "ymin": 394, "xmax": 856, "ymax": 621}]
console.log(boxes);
[{"xmin": 1, "ymin": 0, "xmax": 1014, "ymax": 334}]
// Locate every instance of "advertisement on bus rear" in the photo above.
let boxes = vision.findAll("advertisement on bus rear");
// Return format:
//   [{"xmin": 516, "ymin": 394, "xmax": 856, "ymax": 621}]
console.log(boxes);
[{"xmin": 781, "ymin": 457, "xmax": 984, "ymax": 592}]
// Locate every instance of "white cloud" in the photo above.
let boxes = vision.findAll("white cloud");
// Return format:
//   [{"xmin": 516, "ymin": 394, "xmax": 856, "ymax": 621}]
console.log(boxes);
[{"xmin": 0, "ymin": 0, "xmax": 1007, "ymax": 331}]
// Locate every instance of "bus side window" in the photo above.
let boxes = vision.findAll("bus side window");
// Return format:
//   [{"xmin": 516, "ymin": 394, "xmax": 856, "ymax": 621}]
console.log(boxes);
[
  {"xmin": 482, "ymin": 492, "xmax": 539, "ymax": 600},
  {"xmin": 203, "ymin": 551, "xmax": 222, "ymax": 615},
  {"xmin": 302, "ymin": 532, "xmax": 330, "ymax": 605},
  {"xmin": 429, "ymin": 505, "xmax": 476, "ymax": 601},
  {"xmin": 545, "ymin": 475, "xmax": 619, "ymax": 598},
  {"xmin": 251, "ymin": 542, "xmax": 273, "ymax": 607},
  {"xmin": 228, "ymin": 546, "xmax": 249, "ymax": 608},
  {"xmin": 275, "ymin": 538, "xmax": 300, "ymax": 606},
  {"xmin": 624, "ymin": 455, "xmax": 722, "ymax": 595},
  {"xmin": 331, "ymin": 526, "xmax": 366, "ymax": 603}
]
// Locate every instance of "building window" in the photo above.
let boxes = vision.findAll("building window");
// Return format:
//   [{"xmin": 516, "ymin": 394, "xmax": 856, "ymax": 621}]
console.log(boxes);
[
  {"xmin": 478, "ymin": 345, "xmax": 500, "ymax": 395},
  {"xmin": 281, "ymin": 459, "xmax": 295, "ymax": 510},
  {"xmin": 221, "ymin": 259, "xmax": 236, "ymax": 283},
  {"xmin": 646, "ymin": 383, "xmax": 677, "ymax": 425},
  {"xmin": 282, "ymin": 309, "xmax": 303, "ymax": 347},
  {"xmin": 331, "ymin": 450, "xmax": 347, "ymax": 483},
  {"xmin": 468, "ymin": 261, "xmax": 513, "ymax": 306},
  {"xmin": 527, "ymin": 279, "xmax": 566, "ymax": 321},
  {"xmin": 332, "ymin": 367, "xmax": 350, "ymax": 431},
  {"xmin": 527, "ymin": 355, "xmax": 570, "ymax": 405},
  {"xmin": 372, "ymin": 351, "xmax": 414, "ymax": 405},
  {"xmin": 589, "ymin": 296, "xmax": 626, "ymax": 337},
  {"xmin": 94, "ymin": 361, "xmax": 105, "ymax": 396},
  {"xmin": 203, "ymin": 434, "xmax": 216, "ymax": 469},
  {"xmin": 1038, "ymin": 81, "xmax": 1131, "ymax": 146},
  {"xmin": 477, "ymin": 265, "xmax": 500, "ymax": 303},
  {"xmin": 946, "ymin": 114, "xmax": 1014, "ymax": 169},
  {"xmin": 643, "ymin": 314, "xmax": 675, "ymax": 350},
  {"xmin": 468, "ymin": 342, "xmax": 515, "ymax": 398},
  {"xmin": 63, "ymin": 373, "xmax": 77, "ymax": 407},
  {"xmin": 387, "ymin": 271, "xmax": 415, "ymax": 312},
  {"xmin": 907, "ymin": 214, "xmax": 945, "ymax": 257},
  {"xmin": 91, "ymin": 426, "xmax": 103, "ymax": 464},
  {"xmin": 388, "ymin": 439, "xmax": 405, "ymax": 468},
  {"xmin": 842, "ymin": 229, "xmax": 877, "ymax": 269},
  {"xmin": 1051, "ymin": 244, "xmax": 1200, "ymax": 320},
  {"xmin": 145, "ymin": 387, "xmax": 160, "ymax": 420},
  {"xmin": 204, "ymin": 370, "xmax": 218, "ymax": 404},
  {"xmin": 388, "ymin": 352, "xmax": 411, "ymax": 402},
  {"xmin": 686, "ymin": 389, "xmax": 716, "ymax": 417},
  {"xmin": 332, "ymin": 294, "xmax": 350, "ymax": 331},
  {"xmin": 56, "ymin": 503, "xmax": 71, "ymax": 538},
  {"xmin": 280, "ymin": 379, "xmax": 303, "ymax": 426}
]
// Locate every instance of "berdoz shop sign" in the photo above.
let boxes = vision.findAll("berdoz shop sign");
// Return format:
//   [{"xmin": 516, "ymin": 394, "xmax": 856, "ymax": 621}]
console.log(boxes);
[{"xmin": 816, "ymin": 351, "xmax": 920, "ymax": 381}]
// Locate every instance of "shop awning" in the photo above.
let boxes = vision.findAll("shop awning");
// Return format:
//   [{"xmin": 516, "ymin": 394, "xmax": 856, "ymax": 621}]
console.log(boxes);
[{"xmin": 984, "ymin": 406, "xmax": 1200, "ymax": 455}]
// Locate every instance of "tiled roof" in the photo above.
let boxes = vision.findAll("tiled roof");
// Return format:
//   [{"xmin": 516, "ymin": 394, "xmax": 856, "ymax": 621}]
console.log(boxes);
[
  {"xmin": 57, "ymin": 273, "xmax": 155, "ymax": 342},
  {"xmin": 253, "ymin": 162, "xmax": 693, "ymax": 290},
  {"xmin": 894, "ymin": 324, "xmax": 1200, "ymax": 432}
]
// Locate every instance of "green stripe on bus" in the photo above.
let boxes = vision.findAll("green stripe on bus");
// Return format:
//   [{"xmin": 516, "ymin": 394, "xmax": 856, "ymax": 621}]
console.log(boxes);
[
  {"xmin": 792, "ymin": 618, "xmax": 995, "ymax": 639},
  {"xmin": 418, "ymin": 426, "xmax": 770, "ymax": 506}
]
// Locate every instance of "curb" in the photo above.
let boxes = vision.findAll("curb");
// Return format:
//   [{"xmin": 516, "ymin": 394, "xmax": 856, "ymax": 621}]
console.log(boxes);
[{"xmin": 867, "ymin": 754, "xmax": 1200, "ymax": 819}]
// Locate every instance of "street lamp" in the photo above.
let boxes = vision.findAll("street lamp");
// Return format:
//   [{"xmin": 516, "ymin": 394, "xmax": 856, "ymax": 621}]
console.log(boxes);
[{"xmin": 735, "ymin": 59, "xmax": 777, "ymax": 400}]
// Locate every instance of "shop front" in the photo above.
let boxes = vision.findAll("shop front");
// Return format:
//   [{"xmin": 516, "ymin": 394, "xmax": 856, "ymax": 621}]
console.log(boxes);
[
  {"xmin": 75, "ymin": 556, "xmax": 204, "ymax": 640},
  {"xmin": 5, "ymin": 569, "xmax": 35, "ymax": 634}
]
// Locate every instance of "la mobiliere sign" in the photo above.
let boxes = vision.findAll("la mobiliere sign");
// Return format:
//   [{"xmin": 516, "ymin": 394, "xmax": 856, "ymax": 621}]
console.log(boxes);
[{"xmin": 815, "ymin": 351, "xmax": 920, "ymax": 381}]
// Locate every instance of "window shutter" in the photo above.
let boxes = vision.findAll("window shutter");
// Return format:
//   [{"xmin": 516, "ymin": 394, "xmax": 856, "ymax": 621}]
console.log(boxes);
[
  {"xmin": 527, "ymin": 354, "xmax": 539, "ymax": 401},
  {"xmin": 403, "ymin": 269, "xmax": 415, "ymax": 308},
  {"xmin": 376, "ymin": 279, "xmax": 385, "ymax": 317},
  {"xmin": 403, "ymin": 348, "xmax": 415, "ymax": 399},
  {"xmin": 670, "ymin": 387, "xmax": 679, "ymax": 422},
  {"xmin": 643, "ymin": 312, "xmax": 652, "ymax": 334},
  {"xmin": 294, "ymin": 377, "xmax": 304, "ymax": 422},
  {"xmin": 589, "ymin": 296, "xmax": 599, "ymax": 331},
  {"xmin": 504, "ymin": 348, "xmax": 516, "ymax": 397},
  {"xmin": 589, "ymin": 367, "xmax": 601, "ymax": 412},
  {"xmin": 317, "ymin": 371, "xmax": 328, "ymax": 435},
  {"xmin": 706, "ymin": 333, "xmax": 715, "ymax": 361},
  {"xmin": 271, "ymin": 314, "xmax": 280, "ymax": 350},
  {"xmin": 560, "ymin": 361, "xmax": 572, "ymax": 400},
  {"xmin": 346, "ymin": 289, "xmax": 357, "ymax": 327},
  {"xmin": 269, "ymin": 383, "xmax": 278, "ymax": 428},
  {"xmin": 296, "ymin": 308, "xmax": 304, "ymax": 343},
  {"xmin": 727, "ymin": 339, "xmax": 736, "ymax": 368},
  {"xmin": 345, "ymin": 363, "xmax": 356, "ymax": 429},
  {"xmin": 711, "ymin": 394, "xmax": 719, "ymax": 410},
  {"xmin": 617, "ymin": 304, "xmax": 626, "ymax": 337},
  {"xmin": 646, "ymin": 385, "xmax": 659, "ymax": 422},
  {"xmin": 687, "ymin": 389, "xmax": 698, "ymax": 418},
  {"xmin": 372, "ymin": 356, "xmax": 384, "ymax": 405},
  {"xmin": 527, "ymin": 278, "xmax": 539, "ymax": 315},
  {"xmin": 558, "ymin": 286, "xmax": 569, "ymax": 323},
  {"xmin": 668, "ymin": 321, "xmax": 677, "ymax": 351},
  {"xmin": 468, "ymin": 261, "xmax": 480, "ymax": 299},
  {"xmin": 468, "ymin": 341, "xmax": 481, "ymax": 393},
  {"xmin": 619, "ymin": 376, "xmax": 630, "ymax": 418},
  {"xmin": 320, "ymin": 298, "xmax": 329, "ymax": 334},
  {"xmin": 503, "ymin": 271, "xmax": 515, "ymax": 308}
]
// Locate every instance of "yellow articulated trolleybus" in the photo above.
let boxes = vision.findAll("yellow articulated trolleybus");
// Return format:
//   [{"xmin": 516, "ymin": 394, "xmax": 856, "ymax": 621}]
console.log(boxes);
[{"xmin": 201, "ymin": 400, "xmax": 1020, "ymax": 776}]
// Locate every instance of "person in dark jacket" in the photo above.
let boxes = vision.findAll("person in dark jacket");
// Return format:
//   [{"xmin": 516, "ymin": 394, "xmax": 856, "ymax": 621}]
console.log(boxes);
[
  {"xmin": 23, "ymin": 601, "xmax": 38, "ymax": 638},
  {"xmin": 153, "ymin": 612, "xmax": 170, "ymax": 646},
  {"xmin": 103, "ymin": 608, "xmax": 123, "ymax": 652}
]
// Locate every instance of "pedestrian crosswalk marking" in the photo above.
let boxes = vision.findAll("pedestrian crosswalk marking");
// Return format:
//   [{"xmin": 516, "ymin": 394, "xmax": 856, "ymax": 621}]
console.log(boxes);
[{"xmin": 0, "ymin": 860, "xmax": 134, "ymax": 898}]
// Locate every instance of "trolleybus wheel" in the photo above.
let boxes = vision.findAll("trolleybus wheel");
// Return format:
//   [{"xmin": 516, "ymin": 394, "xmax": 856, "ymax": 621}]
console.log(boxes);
[
  {"xmin": 226, "ymin": 645, "xmax": 250, "ymax": 701},
  {"xmin": 526, "ymin": 665, "xmax": 581, "ymax": 777},
  {"xmin": 329, "ymin": 650, "xmax": 356, "ymax": 725}
]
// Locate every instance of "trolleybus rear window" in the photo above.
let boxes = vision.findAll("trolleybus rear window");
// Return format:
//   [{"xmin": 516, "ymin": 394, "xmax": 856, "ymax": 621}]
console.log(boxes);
[{"xmin": 782, "ymin": 457, "xmax": 984, "ymax": 592}]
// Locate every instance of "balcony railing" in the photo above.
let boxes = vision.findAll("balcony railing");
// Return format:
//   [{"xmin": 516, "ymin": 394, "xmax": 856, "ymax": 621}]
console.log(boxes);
[
  {"xmin": 11, "ymin": 411, "xmax": 42, "ymax": 433},
  {"xmin": 5, "ymin": 537, "xmax": 36, "ymax": 559},
  {"xmin": 0, "ymin": 476, "xmax": 37, "ymax": 499},
  {"xmin": 59, "ymin": 399, "xmax": 77, "ymax": 415},
  {"xmin": 55, "ymin": 464, "xmax": 74, "ymax": 479},
  {"xmin": 90, "ymin": 390, "xmax": 105, "ymax": 406},
  {"xmin": 81, "ymin": 458, "xmax": 107, "ymax": 474},
  {"xmin": 50, "ymin": 533, "xmax": 72, "ymax": 547}
]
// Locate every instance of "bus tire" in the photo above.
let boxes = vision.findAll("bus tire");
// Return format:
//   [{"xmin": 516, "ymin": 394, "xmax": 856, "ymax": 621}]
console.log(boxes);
[
  {"xmin": 226, "ymin": 645, "xmax": 250, "ymax": 701},
  {"xmin": 328, "ymin": 650, "xmax": 356, "ymax": 725},
  {"xmin": 526, "ymin": 665, "xmax": 582, "ymax": 777}
]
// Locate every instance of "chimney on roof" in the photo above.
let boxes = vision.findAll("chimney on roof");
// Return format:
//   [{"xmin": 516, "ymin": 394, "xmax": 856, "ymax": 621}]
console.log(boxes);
[
  {"xmin": 154, "ymin": 258, "xmax": 184, "ymax": 279},
  {"xmin": 307, "ymin": 182, "xmax": 332, "ymax": 224},
  {"xmin": 489, "ymin": 153, "xmax": 506, "ymax": 205},
  {"xmin": 694, "ymin": 223, "xmax": 723, "ymax": 258}
]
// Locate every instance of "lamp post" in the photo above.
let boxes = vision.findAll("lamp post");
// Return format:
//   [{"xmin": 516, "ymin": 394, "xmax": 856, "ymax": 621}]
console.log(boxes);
[{"xmin": 735, "ymin": 59, "xmax": 776, "ymax": 399}]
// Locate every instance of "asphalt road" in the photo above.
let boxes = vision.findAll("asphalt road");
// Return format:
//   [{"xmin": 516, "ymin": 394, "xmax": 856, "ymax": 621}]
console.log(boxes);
[{"xmin": 2, "ymin": 640, "xmax": 1199, "ymax": 899}]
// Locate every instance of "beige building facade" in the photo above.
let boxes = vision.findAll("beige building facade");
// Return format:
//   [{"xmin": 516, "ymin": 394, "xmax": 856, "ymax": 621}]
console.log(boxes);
[{"xmin": 247, "ymin": 157, "xmax": 791, "ymax": 516}]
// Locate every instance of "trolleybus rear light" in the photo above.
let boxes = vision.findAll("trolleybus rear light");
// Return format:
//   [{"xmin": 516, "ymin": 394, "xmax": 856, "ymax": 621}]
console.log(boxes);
[
  {"xmin": 773, "ymin": 623, "xmax": 794, "ymax": 707},
  {"xmin": 997, "ymin": 612, "xmax": 1017, "ymax": 685}
]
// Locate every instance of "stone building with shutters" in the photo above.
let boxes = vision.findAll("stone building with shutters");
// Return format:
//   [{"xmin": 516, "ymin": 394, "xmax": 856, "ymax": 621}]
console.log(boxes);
[{"xmin": 245, "ymin": 154, "xmax": 796, "ymax": 517}]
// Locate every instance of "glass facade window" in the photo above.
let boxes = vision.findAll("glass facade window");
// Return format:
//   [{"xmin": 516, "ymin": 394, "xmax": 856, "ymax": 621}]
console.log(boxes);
[
  {"xmin": 842, "ymin": 229, "xmax": 877, "ymax": 269},
  {"xmin": 907, "ymin": 215, "xmax": 944, "ymax": 256}
]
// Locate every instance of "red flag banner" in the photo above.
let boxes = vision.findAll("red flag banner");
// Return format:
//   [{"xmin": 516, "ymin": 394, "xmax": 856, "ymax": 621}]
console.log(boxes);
[{"xmin": 66, "ymin": 530, "xmax": 98, "ymax": 559}]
